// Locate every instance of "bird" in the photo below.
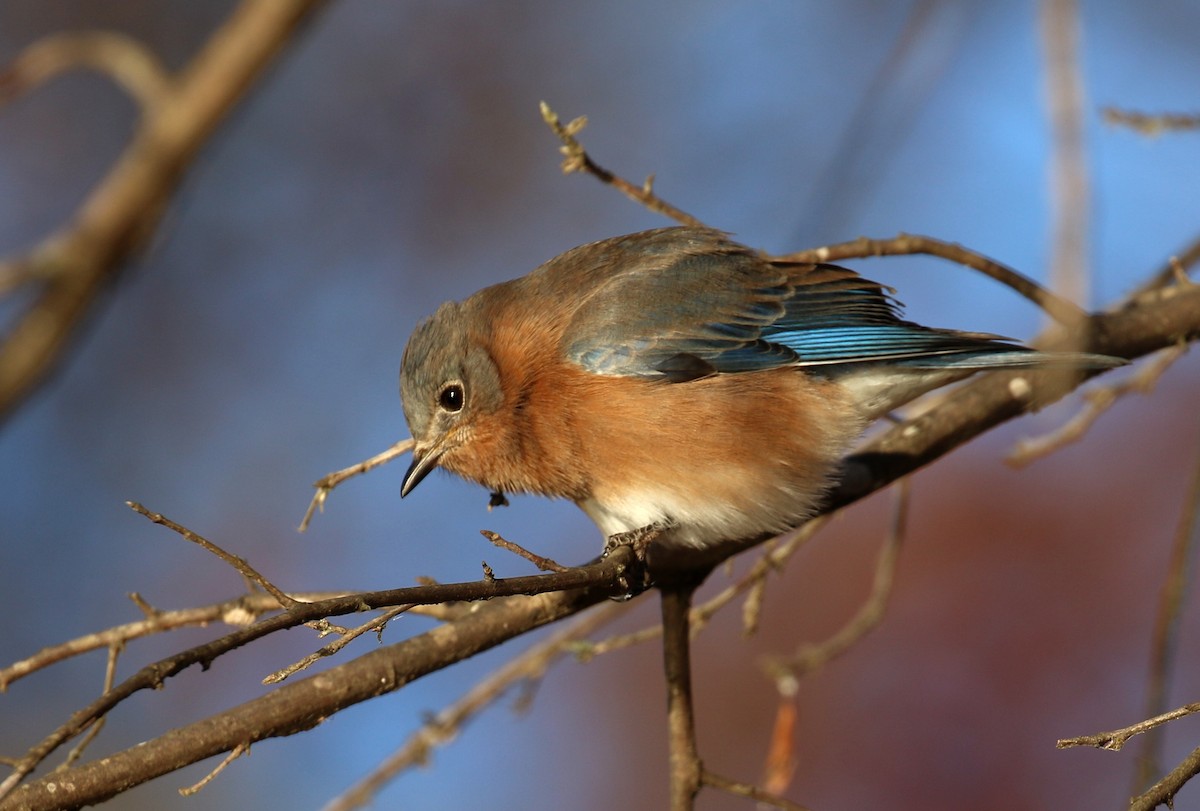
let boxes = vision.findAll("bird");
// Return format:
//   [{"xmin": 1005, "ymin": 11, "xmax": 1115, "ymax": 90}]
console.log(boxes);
[{"xmin": 398, "ymin": 226, "xmax": 1123, "ymax": 554}]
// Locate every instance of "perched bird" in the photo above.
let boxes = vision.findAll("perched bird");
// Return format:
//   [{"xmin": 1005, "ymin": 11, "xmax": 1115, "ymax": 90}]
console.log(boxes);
[{"xmin": 399, "ymin": 227, "xmax": 1122, "ymax": 553}]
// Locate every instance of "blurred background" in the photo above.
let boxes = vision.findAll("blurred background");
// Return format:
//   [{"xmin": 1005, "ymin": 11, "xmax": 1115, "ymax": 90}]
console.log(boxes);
[{"xmin": 1, "ymin": 1, "xmax": 1199, "ymax": 809}]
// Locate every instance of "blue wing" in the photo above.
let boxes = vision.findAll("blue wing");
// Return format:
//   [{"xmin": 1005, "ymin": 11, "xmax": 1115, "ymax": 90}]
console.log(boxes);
[{"xmin": 560, "ymin": 227, "xmax": 1041, "ymax": 382}]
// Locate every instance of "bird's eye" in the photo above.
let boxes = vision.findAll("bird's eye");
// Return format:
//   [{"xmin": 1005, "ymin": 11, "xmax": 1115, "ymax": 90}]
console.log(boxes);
[{"xmin": 438, "ymin": 383, "xmax": 464, "ymax": 412}]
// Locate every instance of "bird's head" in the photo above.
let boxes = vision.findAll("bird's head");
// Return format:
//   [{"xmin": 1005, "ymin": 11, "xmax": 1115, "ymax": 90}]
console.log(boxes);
[{"xmin": 399, "ymin": 300, "xmax": 503, "ymax": 496}]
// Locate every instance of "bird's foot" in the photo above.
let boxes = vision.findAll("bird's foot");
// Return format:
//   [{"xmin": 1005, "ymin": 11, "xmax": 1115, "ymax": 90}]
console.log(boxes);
[{"xmin": 603, "ymin": 520, "xmax": 674, "ymax": 600}]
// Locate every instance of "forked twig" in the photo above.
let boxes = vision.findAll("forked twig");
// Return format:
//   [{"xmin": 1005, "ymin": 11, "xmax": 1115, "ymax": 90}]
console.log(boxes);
[
  {"xmin": 480, "ymin": 530, "xmax": 571, "ymax": 573},
  {"xmin": 0, "ymin": 591, "xmax": 359, "ymax": 691},
  {"xmin": 0, "ymin": 547, "xmax": 639, "ymax": 802},
  {"xmin": 540, "ymin": 101, "xmax": 706, "ymax": 228},
  {"xmin": 127, "ymin": 501, "xmax": 297, "ymax": 608},
  {"xmin": 55, "ymin": 645, "xmax": 121, "ymax": 770},
  {"xmin": 576, "ymin": 518, "xmax": 830, "ymax": 660},
  {"xmin": 300, "ymin": 438, "xmax": 413, "ymax": 531},
  {"xmin": 265, "ymin": 606, "xmax": 411, "ymax": 685},
  {"xmin": 178, "ymin": 742, "xmax": 250, "ymax": 797}
]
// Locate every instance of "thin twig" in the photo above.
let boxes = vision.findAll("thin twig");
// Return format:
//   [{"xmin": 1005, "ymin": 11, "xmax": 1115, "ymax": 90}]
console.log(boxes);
[
  {"xmin": 539, "ymin": 101, "xmax": 706, "ymax": 228},
  {"xmin": 779, "ymin": 233, "xmax": 1087, "ymax": 327},
  {"xmin": 264, "ymin": 606, "xmax": 411, "ymax": 685},
  {"xmin": 748, "ymin": 483, "xmax": 908, "ymax": 798},
  {"xmin": 56, "ymin": 645, "xmax": 121, "ymax": 770},
  {"xmin": 127, "ymin": 502, "xmax": 298, "ymax": 608},
  {"xmin": 790, "ymin": 0, "xmax": 970, "ymax": 245},
  {"xmin": 767, "ymin": 479, "xmax": 910, "ymax": 682},
  {"xmin": 1129, "ymin": 242, "xmax": 1200, "ymax": 301},
  {"xmin": 480, "ymin": 530, "xmax": 570, "ymax": 573},
  {"xmin": 762, "ymin": 683, "xmax": 801, "ymax": 798},
  {"xmin": 701, "ymin": 770, "xmax": 814, "ymax": 811},
  {"xmin": 178, "ymin": 743, "xmax": 249, "ymax": 797},
  {"xmin": 1057, "ymin": 701, "xmax": 1200, "ymax": 751},
  {"xmin": 0, "ymin": 591, "xmax": 358, "ymax": 691},
  {"xmin": 300, "ymin": 438, "xmax": 413, "ymax": 531},
  {"xmin": 708, "ymin": 520, "xmax": 829, "ymax": 633}
]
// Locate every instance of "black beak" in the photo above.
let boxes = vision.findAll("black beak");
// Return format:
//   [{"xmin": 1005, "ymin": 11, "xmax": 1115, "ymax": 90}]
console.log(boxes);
[{"xmin": 400, "ymin": 445, "xmax": 441, "ymax": 497}]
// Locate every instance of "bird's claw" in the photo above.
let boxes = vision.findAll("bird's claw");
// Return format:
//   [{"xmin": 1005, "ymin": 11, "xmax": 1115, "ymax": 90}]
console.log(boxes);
[{"xmin": 603, "ymin": 520, "xmax": 674, "ymax": 600}]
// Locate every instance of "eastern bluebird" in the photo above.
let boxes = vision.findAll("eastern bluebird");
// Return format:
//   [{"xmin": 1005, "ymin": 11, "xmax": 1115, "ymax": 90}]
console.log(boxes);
[{"xmin": 399, "ymin": 227, "xmax": 1122, "ymax": 553}]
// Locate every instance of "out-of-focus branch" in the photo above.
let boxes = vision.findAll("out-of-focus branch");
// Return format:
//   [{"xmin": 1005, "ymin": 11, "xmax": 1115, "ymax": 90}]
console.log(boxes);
[
  {"xmin": 765, "ymin": 479, "xmax": 910, "ymax": 685},
  {"xmin": 1102, "ymin": 107, "xmax": 1200, "ymax": 136},
  {"xmin": 0, "ymin": 32, "xmax": 170, "ymax": 111},
  {"xmin": 1133, "ymin": 421, "xmax": 1200, "ymax": 792},
  {"xmin": 1039, "ymin": 0, "xmax": 1090, "ymax": 308},
  {"xmin": 1130, "ymin": 239, "xmax": 1200, "ymax": 300},
  {"xmin": 0, "ymin": 0, "xmax": 329, "ymax": 422},
  {"xmin": 1006, "ymin": 344, "xmax": 1187, "ymax": 467},
  {"xmin": 320, "ymin": 601, "xmax": 631, "ymax": 811}
]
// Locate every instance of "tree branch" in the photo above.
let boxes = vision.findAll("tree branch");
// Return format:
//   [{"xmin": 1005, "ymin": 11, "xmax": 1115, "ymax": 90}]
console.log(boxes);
[
  {"xmin": 0, "ymin": 559, "xmax": 630, "ymax": 810},
  {"xmin": 0, "ymin": 548, "xmax": 637, "ymax": 806}
]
